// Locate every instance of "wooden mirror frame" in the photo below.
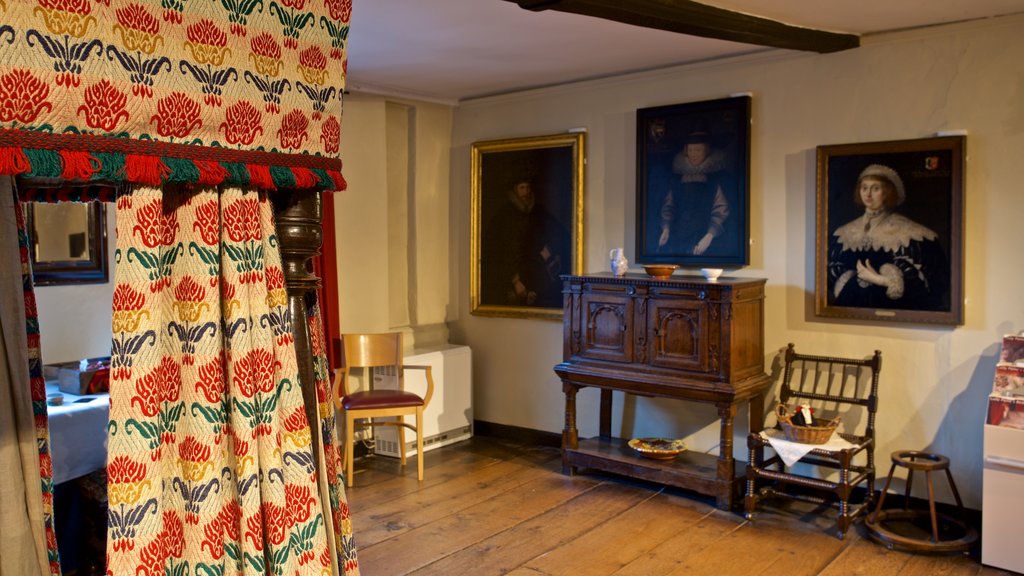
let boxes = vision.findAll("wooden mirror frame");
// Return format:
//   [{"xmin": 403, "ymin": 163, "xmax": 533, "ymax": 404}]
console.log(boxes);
[{"xmin": 26, "ymin": 202, "xmax": 109, "ymax": 286}]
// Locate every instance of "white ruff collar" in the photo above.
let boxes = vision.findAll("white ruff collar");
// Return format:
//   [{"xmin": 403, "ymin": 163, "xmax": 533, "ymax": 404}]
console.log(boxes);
[{"xmin": 833, "ymin": 211, "xmax": 938, "ymax": 252}]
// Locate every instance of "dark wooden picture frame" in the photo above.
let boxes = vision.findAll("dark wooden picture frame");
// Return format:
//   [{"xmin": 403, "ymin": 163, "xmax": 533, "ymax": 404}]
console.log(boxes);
[
  {"xmin": 471, "ymin": 133, "xmax": 584, "ymax": 320},
  {"xmin": 27, "ymin": 202, "xmax": 109, "ymax": 286},
  {"xmin": 815, "ymin": 136, "xmax": 964, "ymax": 325},
  {"xmin": 636, "ymin": 95, "xmax": 750, "ymax": 266}
]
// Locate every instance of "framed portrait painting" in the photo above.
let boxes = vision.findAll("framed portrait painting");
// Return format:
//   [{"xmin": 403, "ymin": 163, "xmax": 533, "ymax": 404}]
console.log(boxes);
[
  {"xmin": 470, "ymin": 133, "xmax": 584, "ymax": 320},
  {"xmin": 815, "ymin": 135, "xmax": 965, "ymax": 325},
  {"xmin": 636, "ymin": 95, "xmax": 750, "ymax": 267}
]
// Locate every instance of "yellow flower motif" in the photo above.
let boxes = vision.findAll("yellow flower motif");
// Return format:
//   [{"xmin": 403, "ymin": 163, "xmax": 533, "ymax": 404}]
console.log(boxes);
[
  {"xmin": 173, "ymin": 300, "xmax": 210, "ymax": 323},
  {"xmin": 179, "ymin": 458, "xmax": 214, "ymax": 482},
  {"xmin": 107, "ymin": 479, "xmax": 152, "ymax": 506},
  {"xmin": 184, "ymin": 42, "xmax": 231, "ymax": 66},
  {"xmin": 298, "ymin": 65, "xmax": 328, "ymax": 87},
  {"xmin": 112, "ymin": 309, "xmax": 150, "ymax": 333},
  {"xmin": 33, "ymin": 8, "xmax": 96, "ymax": 37},
  {"xmin": 283, "ymin": 428, "xmax": 311, "ymax": 449},
  {"xmin": 249, "ymin": 54, "xmax": 283, "ymax": 77},
  {"xmin": 113, "ymin": 24, "xmax": 164, "ymax": 54},
  {"xmin": 265, "ymin": 287, "xmax": 287, "ymax": 308}
]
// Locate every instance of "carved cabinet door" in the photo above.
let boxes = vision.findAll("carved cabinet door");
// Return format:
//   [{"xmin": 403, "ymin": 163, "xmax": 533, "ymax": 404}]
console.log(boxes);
[
  {"xmin": 577, "ymin": 290, "xmax": 634, "ymax": 363},
  {"xmin": 646, "ymin": 297, "xmax": 710, "ymax": 373}
]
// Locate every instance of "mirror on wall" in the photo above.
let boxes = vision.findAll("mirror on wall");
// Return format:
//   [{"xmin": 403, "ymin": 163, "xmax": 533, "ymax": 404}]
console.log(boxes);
[{"xmin": 26, "ymin": 202, "xmax": 108, "ymax": 285}]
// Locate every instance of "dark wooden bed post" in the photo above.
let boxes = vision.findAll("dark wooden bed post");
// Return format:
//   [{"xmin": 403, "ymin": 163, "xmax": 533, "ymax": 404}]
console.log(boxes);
[{"xmin": 275, "ymin": 189, "xmax": 324, "ymax": 473}]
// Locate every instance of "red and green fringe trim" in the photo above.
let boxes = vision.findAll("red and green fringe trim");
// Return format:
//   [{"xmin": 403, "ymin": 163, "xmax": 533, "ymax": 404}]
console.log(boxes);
[{"xmin": 0, "ymin": 131, "xmax": 346, "ymax": 193}]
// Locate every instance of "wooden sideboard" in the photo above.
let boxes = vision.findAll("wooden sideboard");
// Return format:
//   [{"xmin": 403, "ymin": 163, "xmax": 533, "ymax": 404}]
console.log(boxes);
[{"xmin": 554, "ymin": 272, "xmax": 771, "ymax": 509}]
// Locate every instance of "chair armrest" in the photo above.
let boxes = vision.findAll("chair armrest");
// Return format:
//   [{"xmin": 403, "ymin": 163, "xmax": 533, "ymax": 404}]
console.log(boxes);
[{"xmin": 403, "ymin": 364, "xmax": 434, "ymax": 408}]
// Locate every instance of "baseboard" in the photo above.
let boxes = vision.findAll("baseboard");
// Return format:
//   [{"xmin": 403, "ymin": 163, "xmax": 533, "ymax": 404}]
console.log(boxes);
[{"xmin": 473, "ymin": 420, "xmax": 561, "ymax": 448}]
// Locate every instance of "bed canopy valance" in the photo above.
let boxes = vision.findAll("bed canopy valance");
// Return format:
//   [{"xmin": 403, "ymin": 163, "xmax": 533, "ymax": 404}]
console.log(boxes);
[
  {"xmin": 0, "ymin": 0, "xmax": 349, "ymax": 193},
  {"xmin": 1, "ymin": 0, "xmax": 358, "ymax": 574}
]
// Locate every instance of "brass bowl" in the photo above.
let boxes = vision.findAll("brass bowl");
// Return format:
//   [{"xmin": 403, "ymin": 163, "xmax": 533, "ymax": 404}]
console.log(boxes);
[{"xmin": 642, "ymin": 264, "xmax": 678, "ymax": 280}]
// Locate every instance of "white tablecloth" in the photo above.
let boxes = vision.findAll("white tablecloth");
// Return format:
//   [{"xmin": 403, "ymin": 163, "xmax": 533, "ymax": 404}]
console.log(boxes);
[
  {"xmin": 45, "ymin": 381, "xmax": 110, "ymax": 484},
  {"xmin": 761, "ymin": 428, "xmax": 855, "ymax": 467}
]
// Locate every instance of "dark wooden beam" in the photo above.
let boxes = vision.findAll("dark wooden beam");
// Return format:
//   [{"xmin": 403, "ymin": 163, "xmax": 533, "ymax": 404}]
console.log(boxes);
[{"xmin": 506, "ymin": 0, "xmax": 859, "ymax": 54}]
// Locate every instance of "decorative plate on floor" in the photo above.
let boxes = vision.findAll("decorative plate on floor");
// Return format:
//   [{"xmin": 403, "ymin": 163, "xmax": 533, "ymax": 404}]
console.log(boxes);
[{"xmin": 628, "ymin": 437, "xmax": 687, "ymax": 460}]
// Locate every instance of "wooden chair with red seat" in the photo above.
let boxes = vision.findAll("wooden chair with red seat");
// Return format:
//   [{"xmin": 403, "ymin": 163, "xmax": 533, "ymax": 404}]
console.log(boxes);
[{"xmin": 332, "ymin": 332, "xmax": 434, "ymax": 486}]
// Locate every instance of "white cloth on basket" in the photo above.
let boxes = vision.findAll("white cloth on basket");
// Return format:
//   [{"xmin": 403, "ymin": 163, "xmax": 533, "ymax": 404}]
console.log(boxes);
[{"xmin": 760, "ymin": 428, "xmax": 855, "ymax": 467}]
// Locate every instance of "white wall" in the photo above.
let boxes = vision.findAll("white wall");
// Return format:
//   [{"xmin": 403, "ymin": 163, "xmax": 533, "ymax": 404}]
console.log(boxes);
[
  {"xmin": 447, "ymin": 15, "xmax": 1024, "ymax": 509},
  {"xmin": 333, "ymin": 94, "xmax": 454, "ymax": 349}
]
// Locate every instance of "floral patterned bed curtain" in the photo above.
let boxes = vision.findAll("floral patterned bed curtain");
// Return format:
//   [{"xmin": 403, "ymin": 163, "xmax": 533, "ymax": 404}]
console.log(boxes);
[{"xmin": 108, "ymin": 184, "xmax": 358, "ymax": 575}]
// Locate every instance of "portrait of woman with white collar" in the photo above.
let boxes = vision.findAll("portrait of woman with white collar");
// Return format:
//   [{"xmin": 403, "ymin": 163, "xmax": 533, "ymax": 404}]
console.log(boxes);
[{"xmin": 827, "ymin": 163, "xmax": 948, "ymax": 310}]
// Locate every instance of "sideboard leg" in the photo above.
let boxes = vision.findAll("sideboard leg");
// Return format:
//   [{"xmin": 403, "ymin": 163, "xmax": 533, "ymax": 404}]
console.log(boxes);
[
  {"xmin": 562, "ymin": 382, "xmax": 580, "ymax": 475},
  {"xmin": 716, "ymin": 402, "xmax": 738, "ymax": 510}
]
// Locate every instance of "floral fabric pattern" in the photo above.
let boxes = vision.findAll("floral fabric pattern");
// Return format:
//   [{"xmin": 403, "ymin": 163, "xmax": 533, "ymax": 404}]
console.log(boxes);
[
  {"xmin": 107, "ymin": 184, "xmax": 357, "ymax": 575},
  {"xmin": 0, "ymin": 0, "xmax": 351, "ymax": 190}
]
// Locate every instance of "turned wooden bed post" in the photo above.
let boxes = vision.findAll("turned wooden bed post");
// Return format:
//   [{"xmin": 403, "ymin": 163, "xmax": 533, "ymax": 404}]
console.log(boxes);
[{"xmin": 275, "ymin": 189, "xmax": 324, "ymax": 473}]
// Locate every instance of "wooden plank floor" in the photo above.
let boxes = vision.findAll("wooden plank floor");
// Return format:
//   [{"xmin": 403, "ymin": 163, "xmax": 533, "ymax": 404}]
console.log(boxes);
[{"xmin": 346, "ymin": 436, "xmax": 1012, "ymax": 576}]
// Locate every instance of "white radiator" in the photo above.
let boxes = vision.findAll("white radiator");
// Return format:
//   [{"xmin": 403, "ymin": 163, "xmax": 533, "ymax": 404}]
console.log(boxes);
[{"xmin": 372, "ymin": 344, "xmax": 473, "ymax": 459}]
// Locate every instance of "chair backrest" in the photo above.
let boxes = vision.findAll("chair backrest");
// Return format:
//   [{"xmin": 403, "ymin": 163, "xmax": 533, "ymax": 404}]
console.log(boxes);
[
  {"xmin": 336, "ymin": 332, "xmax": 403, "ymax": 371},
  {"xmin": 778, "ymin": 343, "xmax": 882, "ymax": 439},
  {"xmin": 332, "ymin": 333, "xmax": 405, "ymax": 402}
]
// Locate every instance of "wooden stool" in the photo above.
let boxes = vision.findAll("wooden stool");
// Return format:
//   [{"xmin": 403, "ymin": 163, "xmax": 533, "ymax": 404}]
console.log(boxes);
[{"xmin": 865, "ymin": 450, "xmax": 977, "ymax": 553}]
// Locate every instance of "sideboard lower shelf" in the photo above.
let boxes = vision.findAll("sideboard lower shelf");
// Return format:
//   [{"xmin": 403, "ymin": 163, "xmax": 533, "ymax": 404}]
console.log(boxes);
[{"xmin": 565, "ymin": 436, "xmax": 743, "ymax": 500}]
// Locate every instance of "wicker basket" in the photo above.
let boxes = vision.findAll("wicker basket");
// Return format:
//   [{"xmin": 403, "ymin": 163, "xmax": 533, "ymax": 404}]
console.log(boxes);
[{"xmin": 775, "ymin": 403, "xmax": 840, "ymax": 444}]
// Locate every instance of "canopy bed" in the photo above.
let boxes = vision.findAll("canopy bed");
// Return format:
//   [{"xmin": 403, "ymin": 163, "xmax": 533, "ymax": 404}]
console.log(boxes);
[{"xmin": 1, "ymin": 0, "xmax": 358, "ymax": 574}]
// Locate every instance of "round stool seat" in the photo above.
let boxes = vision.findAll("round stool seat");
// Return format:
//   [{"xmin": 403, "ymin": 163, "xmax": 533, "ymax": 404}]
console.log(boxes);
[
  {"xmin": 865, "ymin": 450, "xmax": 977, "ymax": 554},
  {"xmin": 891, "ymin": 450, "xmax": 950, "ymax": 472}
]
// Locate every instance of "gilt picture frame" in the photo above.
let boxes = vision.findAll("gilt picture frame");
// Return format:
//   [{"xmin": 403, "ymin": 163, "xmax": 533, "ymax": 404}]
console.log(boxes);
[
  {"xmin": 815, "ymin": 135, "xmax": 965, "ymax": 325},
  {"xmin": 471, "ymin": 133, "xmax": 584, "ymax": 320},
  {"xmin": 636, "ymin": 95, "xmax": 750, "ymax": 267}
]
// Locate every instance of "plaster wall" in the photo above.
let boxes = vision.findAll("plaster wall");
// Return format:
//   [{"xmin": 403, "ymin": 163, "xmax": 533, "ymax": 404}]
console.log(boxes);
[{"xmin": 448, "ymin": 15, "xmax": 1024, "ymax": 509}]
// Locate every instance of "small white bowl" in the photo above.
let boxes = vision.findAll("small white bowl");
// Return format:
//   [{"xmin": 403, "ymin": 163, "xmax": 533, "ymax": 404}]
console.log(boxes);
[{"xmin": 700, "ymin": 268, "xmax": 724, "ymax": 282}]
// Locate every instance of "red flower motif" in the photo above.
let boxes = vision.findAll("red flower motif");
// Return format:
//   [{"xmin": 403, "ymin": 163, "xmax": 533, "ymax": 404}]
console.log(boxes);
[
  {"xmin": 0, "ymin": 69, "xmax": 53, "ymax": 123},
  {"xmin": 112, "ymin": 283, "xmax": 146, "ymax": 312},
  {"xmin": 277, "ymin": 109, "xmax": 309, "ymax": 150},
  {"xmin": 37, "ymin": 0, "xmax": 92, "ymax": 14},
  {"xmin": 285, "ymin": 484, "xmax": 315, "ymax": 523},
  {"xmin": 192, "ymin": 199, "xmax": 220, "ymax": 245},
  {"xmin": 222, "ymin": 197, "xmax": 261, "ymax": 243},
  {"xmin": 282, "ymin": 406, "xmax": 308, "ymax": 433},
  {"xmin": 76, "ymin": 79, "xmax": 129, "ymax": 132},
  {"xmin": 115, "ymin": 2, "xmax": 159, "ymax": 33},
  {"xmin": 133, "ymin": 199, "xmax": 179, "ymax": 248},
  {"xmin": 108, "ymin": 455, "xmax": 147, "ymax": 483},
  {"xmin": 323, "ymin": 0, "xmax": 350, "ymax": 21},
  {"xmin": 234, "ymin": 348, "xmax": 279, "ymax": 397},
  {"xmin": 299, "ymin": 46, "xmax": 326, "ymax": 71},
  {"xmin": 195, "ymin": 354, "xmax": 225, "ymax": 403},
  {"xmin": 221, "ymin": 500, "xmax": 242, "ymax": 542},
  {"xmin": 219, "ymin": 101, "xmax": 264, "ymax": 146},
  {"xmin": 150, "ymin": 92, "xmax": 202, "ymax": 138},
  {"xmin": 261, "ymin": 502, "xmax": 289, "ymax": 545},
  {"xmin": 280, "ymin": 0, "xmax": 305, "ymax": 9},
  {"xmin": 228, "ymin": 425, "xmax": 250, "ymax": 457},
  {"xmin": 174, "ymin": 275, "xmax": 206, "ymax": 304},
  {"xmin": 265, "ymin": 266, "xmax": 285, "ymax": 291},
  {"xmin": 320, "ymin": 116, "xmax": 340, "ymax": 154},
  {"xmin": 131, "ymin": 356, "xmax": 181, "ymax": 416},
  {"xmin": 186, "ymin": 19, "xmax": 227, "ymax": 47},
  {"xmin": 250, "ymin": 32, "xmax": 281, "ymax": 60},
  {"xmin": 201, "ymin": 516, "xmax": 225, "ymax": 560},
  {"xmin": 163, "ymin": 510, "xmax": 185, "ymax": 557},
  {"xmin": 178, "ymin": 435, "xmax": 211, "ymax": 464},
  {"xmin": 245, "ymin": 512, "xmax": 264, "ymax": 551},
  {"xmin": 137, "ymin": 538, "xmax": 165, "ymax": 576}
]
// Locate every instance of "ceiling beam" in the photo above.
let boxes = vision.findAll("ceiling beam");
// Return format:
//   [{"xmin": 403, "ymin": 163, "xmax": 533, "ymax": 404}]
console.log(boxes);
[{"xmin": 506, "ymin": 0, "xmax": 860, "ymax": 54}]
